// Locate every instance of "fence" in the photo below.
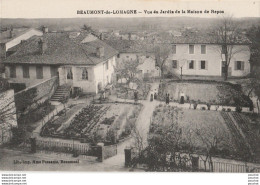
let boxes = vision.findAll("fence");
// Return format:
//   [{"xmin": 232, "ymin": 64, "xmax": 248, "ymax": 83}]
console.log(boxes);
[
  {"xmin": 198, "ymin": 160, "xmax": 260, "ymax": 173},
  {"xmin": 36, "ymin": 139, "xmax": 90, "ymax": 155}
]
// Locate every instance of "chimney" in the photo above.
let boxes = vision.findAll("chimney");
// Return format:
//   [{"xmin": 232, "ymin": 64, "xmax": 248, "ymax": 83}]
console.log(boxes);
[
  {"xmin": 38, "ymin": 39, "xmax": 47, "ymax": 55},
  {"xmin": 9, "ymin": 29, "xmax": 13, "ymax": 38},
  {"xmin": 42, "ymin": 26, "xmax": 48, "ymax": 34},
  {"xmin": 96, "ymin": 47, "xmax": 104, "ymax": 58}
]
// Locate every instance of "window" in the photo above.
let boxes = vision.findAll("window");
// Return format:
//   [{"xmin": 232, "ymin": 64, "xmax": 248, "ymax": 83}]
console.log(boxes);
[
  {"xmin": 117, "ymin": 54, "xmax": 120, "ymax": 58},
  {"xmin": 67, "ymin": 68, "xmax": 73, "ymax": 79},
  {"xmin": 36, "ymin": 66, "xmax": 43, "ymax": 79},
  {"xmin": 50, "ymin": 67, "xmax": 57, "ymax": 77},
  {"xmin": 201, "ymin": 45, "xmax": 206, "ymax": 54},
  {"xmin": 106, "ymin": 61, "xmax": 109, "ymax": 70},
  {"xmin": 235, "ymin": 61, "xmax": 244, "ymax": 70},
  {"xmin": 82, "ymin": 68, "xmax": 88, "ymax": 80},
  {"xmin": 172, "ymin": 60, "xmax": 178, "ymax": 68},
  {"xmin": 200, "ymin": 60, "xmax": 206, "ymax": 70},
  {"xmin": 189, "ymin": 45, "xmax": 194, "ymax": 54},
  {"xmin": 188, "ymin": 60, "xmax": 195, "ymax": 69},
  {"xmin": 146, "ymin": 56, "xmax": 149, "ymax": 58},
  {"xmin": 221, "ymin": 45, "xmax": 227, "ymax": 54},
  {"xmin": 172, "ymin": 45, "xmax": 177, "ymax": 54},
  {"xmin": 126, "ymin": 56, "xmax": 129, "ymax": 58},
  {"xmin": 23, "ymin": 65, "xmax": 30, "ymax": 78},
  {"xmin": 9, "ymin": 66, "xmax": 16, "ymax": 78}
]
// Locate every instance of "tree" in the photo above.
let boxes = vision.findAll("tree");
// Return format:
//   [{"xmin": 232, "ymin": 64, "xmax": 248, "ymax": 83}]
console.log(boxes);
[
  {"xmin": 246, "ymin": 70, "xmax": 260, "ymax": 113},
  {"xmin": 153, "ymin": 44, "xmax": 171, "ymax": 80},
  {"xmin": 247, "ymin": 25, "xmax": 260, "ymax": 72},
  {"xmin": 82, "ymin": 24, "xmax": 93, "ymax": 32},
  {"xmin": 115, "ymin": 58, "xmax": 140, "ymax": 91},
  {"xmin": 193, "ymin": 124, "xmax": 234, "ymax": 172},
  {"xmin": 214, "ymin": 15, "xmax": 249, "ymax": 80}
]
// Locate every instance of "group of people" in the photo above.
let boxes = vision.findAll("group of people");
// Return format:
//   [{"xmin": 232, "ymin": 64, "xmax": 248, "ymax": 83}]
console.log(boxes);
[
  {"xmin": 149, "ymin": 89, "xmax": 170, "ymax": 105},
  {"xmin": 150, "ymin": 89, "xmax": 158, "ymax": 102}
]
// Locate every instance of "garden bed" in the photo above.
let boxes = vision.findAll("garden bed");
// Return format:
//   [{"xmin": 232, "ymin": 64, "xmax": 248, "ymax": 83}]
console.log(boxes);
[
  {"xmin": 41, "ymin": 103, "xmax": 142, "ymax": 145},
  {"xmin": 116, "ymin": 83, "xmax": 151, "ymax": 100}
]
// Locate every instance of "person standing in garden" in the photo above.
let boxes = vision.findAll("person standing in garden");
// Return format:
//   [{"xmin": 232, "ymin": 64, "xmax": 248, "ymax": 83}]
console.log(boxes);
[
  {"xmin": 134, "ymin": 90, "xmax": 138, "ymax": 104},
  {"xmin": 166, "ymin": 93, "xmax": 170, "ymax": 105},
  {"xmin": 150, "ymin": 89, "xmax": 154, "ymax": 102}
]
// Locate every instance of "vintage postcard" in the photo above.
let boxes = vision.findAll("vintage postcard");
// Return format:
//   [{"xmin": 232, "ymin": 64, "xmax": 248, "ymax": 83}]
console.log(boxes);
[{"xmin": 0, "ymin": 0, "xmax": 260, "ymax": 183}]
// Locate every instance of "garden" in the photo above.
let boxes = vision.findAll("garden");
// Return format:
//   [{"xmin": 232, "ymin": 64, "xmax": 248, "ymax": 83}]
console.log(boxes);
[
  {"xmin": 148, "ymin": 105, "xmax": 252, "ymax": 162},
  {"xmin": 115, "ymin": 82, "xmax": 151, "ymax": 100},
  {"xmin": 158, "ymin": 80, "xmax": 250, "ymax": 107},
  {"xmin": 40, "ymin": 103, "xmax": 142, "ymax": 145}
]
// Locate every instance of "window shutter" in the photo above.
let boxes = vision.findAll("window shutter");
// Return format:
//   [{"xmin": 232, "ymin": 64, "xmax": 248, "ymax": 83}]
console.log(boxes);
[
  {"xmin": 194, "ymin": 61, "xmax": 196, "ymax": 70},
  {"xmin": 234, "ymin": 61, "xmax": 237, "ymax": 70},
  {"xmin": 198, "ymin": 61, "xmax": 201, "ymax": 70},
  {"xmin": 176, "ymin": 60, "xmax": 179, "ymax": 69},
  {"xmin": 241, "ymin": 61, "xmax": 244, "ymax": 70},
  {"xmin": 187, "ymin": 61, "xmax": 189, "ymax": 69},
  {"xmin": 206, "ymin": 61, "xmax": 208, "ymax": 70}
]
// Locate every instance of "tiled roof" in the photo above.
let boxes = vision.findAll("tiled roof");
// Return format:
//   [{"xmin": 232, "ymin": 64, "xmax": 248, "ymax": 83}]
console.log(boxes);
[
  {"xmin": 105, "ymin": 40, "xmax": 154, "ymax": 53},
  {"xmin": 3, "ymin": 32, "xmax": 118, "ymax": 65},
  {"xmin": 169, "ymin": 31, "xmax": 251, "ymax": 44},
  {"xmin": 0, "ymin": 28, "xmax": 37, "ymax": 44}
]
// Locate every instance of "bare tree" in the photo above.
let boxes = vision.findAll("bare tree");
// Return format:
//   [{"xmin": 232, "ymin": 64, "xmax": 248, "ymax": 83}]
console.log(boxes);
[
  {"xmin": 214, "ymin": 15, "xmax": 250, "ymax": 80},
  {"xmin": 154, "ymin": 44, "xmax": 171, "ymax": 80},
  {"xmin": 193, "ymin": 124, "xmax": 233, "ymax": 172},
  {"xmin": 115, "ymin": 58, "xmax": 139, "ymax": 86}
]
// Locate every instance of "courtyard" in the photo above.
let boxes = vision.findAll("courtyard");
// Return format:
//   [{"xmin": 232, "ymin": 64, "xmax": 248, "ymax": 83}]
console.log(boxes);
[{"xmin": 158, "ymin": 80, "xmax": 251, "ymax": 106}]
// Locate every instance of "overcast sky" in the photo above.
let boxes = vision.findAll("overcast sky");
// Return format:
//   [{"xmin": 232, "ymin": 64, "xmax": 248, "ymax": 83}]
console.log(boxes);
[{"xmin": 0, "ymin": 0, "xmax": 259, "ymax": 18}]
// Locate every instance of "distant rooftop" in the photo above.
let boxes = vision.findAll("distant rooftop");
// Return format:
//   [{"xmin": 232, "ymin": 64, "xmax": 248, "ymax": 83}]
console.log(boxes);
[{"xmin": 0, "ymin": 28, "xmax": 39, "ymax": 44}]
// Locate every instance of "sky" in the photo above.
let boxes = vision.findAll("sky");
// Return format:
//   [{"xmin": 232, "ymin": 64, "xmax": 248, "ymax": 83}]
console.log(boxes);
[{"xmin": 0, "ymin": 0, "xmax": 259, "ymax": 18}]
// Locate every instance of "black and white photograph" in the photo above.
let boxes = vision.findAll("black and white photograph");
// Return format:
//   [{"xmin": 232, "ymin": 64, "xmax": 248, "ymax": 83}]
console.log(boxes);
[{"xmin": 0, "ymin": 0, "xmax": 259, "ymax": 184}]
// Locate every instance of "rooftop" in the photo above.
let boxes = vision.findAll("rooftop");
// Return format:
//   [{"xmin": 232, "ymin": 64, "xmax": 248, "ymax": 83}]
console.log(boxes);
[
  {"xmin": 3, "ymin": 32, "xmax": 118, "ymax": 65},
  {"xmin": 0, "ymin": 28, "xmax": 40, "ymax": 44}
]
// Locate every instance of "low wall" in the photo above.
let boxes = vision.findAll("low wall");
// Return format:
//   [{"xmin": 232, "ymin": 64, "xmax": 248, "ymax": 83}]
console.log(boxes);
[
  {"xmin": 14, "ymin": 77, "xmax": 58, "ymax": 112},
  {"xmin": 104, "ymin": 144, "xmax": 117, "ymax": 159}
]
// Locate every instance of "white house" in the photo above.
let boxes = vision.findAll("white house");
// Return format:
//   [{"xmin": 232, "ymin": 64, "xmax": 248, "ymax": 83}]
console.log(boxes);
[
  {"xmin": 165, "ymin": 32, "xmax": 251, "ymax": 78},
  {"xmin": 105, "ymin": 40, "xmax": 160, "ymax": 78},
  {"xmin": 3, "ymin": 31, "xmax": 118, "ymax": 94}
]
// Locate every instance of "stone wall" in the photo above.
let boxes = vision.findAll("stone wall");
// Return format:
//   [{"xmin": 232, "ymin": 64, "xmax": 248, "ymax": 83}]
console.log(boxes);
[
  {"xmin": 0, "ymin": 89, "xmax": 17, "ymax": 145},
  {"xmin": 14, "ymin": 76, "xmax": 58, "ymax": 112}
]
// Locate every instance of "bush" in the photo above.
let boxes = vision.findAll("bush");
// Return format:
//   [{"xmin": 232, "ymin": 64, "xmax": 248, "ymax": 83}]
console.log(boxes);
[
  {"xmin": 222, "ymin": 108, "xmax": 226, "ymax": 112},
  {"xmin": 227, "ymin": 108, "xmax": 231, "ymax": 112},
  {"xmin": 193, "ymin": 102, "xmax": 198, "ymax": 110},
  {"xmin": 235, "ymin": 106, "xmax": 242, "ymax": 113},
  {"xmin": 201, "ymin": 107, "xmax": 206, "ymax": 110}
]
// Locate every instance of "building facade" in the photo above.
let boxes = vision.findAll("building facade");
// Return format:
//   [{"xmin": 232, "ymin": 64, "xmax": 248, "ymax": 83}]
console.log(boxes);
[
  {"xmin": 3, "ymin": 31, "xmax": 118, "ymax": 94},
  {"xmin": 165, "ymin": 44, "xmax": 250, "ymax": 77}
]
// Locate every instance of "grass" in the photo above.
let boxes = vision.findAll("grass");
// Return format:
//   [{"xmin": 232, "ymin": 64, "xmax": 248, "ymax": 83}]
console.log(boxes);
[
  {"xmin": 158, "ymin": 81, "xmax": 250, "ymax": 106},
  {"xmin": 150, "ymin": 105, "xmax": 249, "ymax": 160}
]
